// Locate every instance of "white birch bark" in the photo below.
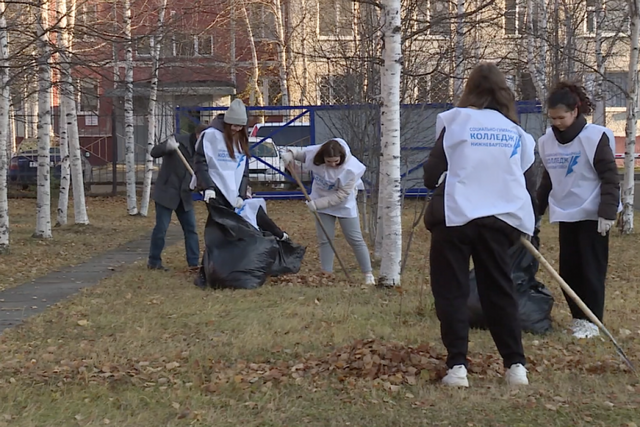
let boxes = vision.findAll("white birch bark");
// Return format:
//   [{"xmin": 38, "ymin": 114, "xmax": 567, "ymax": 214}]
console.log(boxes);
[
  {"xmin": 526, "ymin": 0, "xmax": 547, "ymax": 102},
  {"xmin": 593, "ymin": 0, "xmax": 606, "ymax": 126},
  {"xmin": 34, "ymin": 0, "xmax": 52, "ymax": 239},
  {"xmin": 124, "ymin": 0, "xmax": 138, "ymax": 215},
  {"xmin": 453, "ymin": 0, "xmax": 465, "ymax": 102},
  {"xmin": 0, "ymin": 0, "xmax": 10, "ymax": 253},
  {"xmin": 242, "ymin": 0, "xmax": 264, "ymax": 106},
  {"xmin": 272, "ymin": 0, "xmax": 289, "ymax": 106},
  {"xmin": 620, "ymin": 0, "xmax": 640, "ymax": 234},
  {"xmin": 230, "ymin": 0, "xmax": 237, "ymax": 85},
  {"xmin": 56, "ymin": 0, "xmax": 70, "ymax": 227},
  {"xmin": 378, "ymin": 0, "xmax": 402, "ymax": 286},
  {"xmin": 64, "ymin": 0, "xmax": 89, "ymax": 224},
  {"xmin": 140, "ymin": 0, "xmax": 167, "ymax": 217}
]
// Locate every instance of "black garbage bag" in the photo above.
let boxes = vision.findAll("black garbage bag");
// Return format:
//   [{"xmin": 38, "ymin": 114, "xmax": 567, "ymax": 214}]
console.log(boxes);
[
  {"xmin": 202, "ymin": 200, "xmax": 279, "ymax": 290},
  {"xmin": 468, "ymin": 230, "xmax": 555, "ymax": 334},
  {"xmin": 268, "ymin": 238, "xmax": 306, "ymax": 277}
]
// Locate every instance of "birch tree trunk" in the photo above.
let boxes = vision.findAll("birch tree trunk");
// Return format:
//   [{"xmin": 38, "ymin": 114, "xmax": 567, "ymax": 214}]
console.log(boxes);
[
  {"xmin": 230, "ymin": 0, "xmax": 236, "ymax": 85},
  {"xmin": 63, "ymin": 0, "xmax": 89, "ymax": 224},
  {"xmin": 453, "ymin": 0, "xmax": 465, "ymax": 102},
  {"xmin": 527, "ymin": 0, "xmax": 547, "ymax": 102},
  {"xmin": 272, "ymin": 0, "xmax": 289, "ymax": 106},
  {"xmin": 34, "ymin": 0, "xmax": 52, "ymax": 239},
  {"xmin": 140, "ymin": 0, "xmax": 167, "ymax": 217},
  {"xmin": 56, "ymin": 0, "xmax": 70, "ymax": 227},
  {"xmin": 620, "ymin": 0, "xmax": 640, "ymax": 234},
  {"xmin": 124, "ymin": 0, "xmax": 138, "ymax": 215},
  {"xmin": 593, "ymin": 0, "xmax": 606, "ymax": 126},
  {"xmin": 241, "ymin": 0, "xmax": 264, "ymax": 106},
  {"xmin": 0, "ymin": 0, "xmax": 10, "ymax": 253},
  {"xmin": 378, "ymin": 0, "xmax": 402, "ymax": 287}
]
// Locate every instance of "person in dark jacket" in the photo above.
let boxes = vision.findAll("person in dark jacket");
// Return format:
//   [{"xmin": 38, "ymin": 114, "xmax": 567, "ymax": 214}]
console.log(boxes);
[
  {"xmin": 422, "ymin": 62, "xmax": 538, "ymax": 388},
  {"xmin": 536, "ymin": 82, "xmax": 620, "ymax": 339},
  {"xmin": 147, "ymin": 126, "xmax": 205, "ymax": 271}
]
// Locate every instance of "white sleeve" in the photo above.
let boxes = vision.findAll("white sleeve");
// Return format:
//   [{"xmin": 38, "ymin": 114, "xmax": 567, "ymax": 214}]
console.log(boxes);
[{"xmin": 519, "ymin": 129, "xmax": 536, "ymax": 172}]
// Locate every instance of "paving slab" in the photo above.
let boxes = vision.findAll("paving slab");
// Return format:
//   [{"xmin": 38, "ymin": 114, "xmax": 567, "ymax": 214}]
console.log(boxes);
[{"xmin": 0, "ymin": 225, "xmax": 183, "ymax": 334}]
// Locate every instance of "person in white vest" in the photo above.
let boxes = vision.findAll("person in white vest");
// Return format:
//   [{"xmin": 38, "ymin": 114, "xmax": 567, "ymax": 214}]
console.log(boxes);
[
  {"xmin": 422, "ymin": 62, "xmax": 537, "ymax": 388},
  {"xmin": 537, "ymin": 82, "xmax": 620, "ymax": 339},
  {"xmin": 282, "ymin": 139, "xmax": 375, "ymax": 285}
]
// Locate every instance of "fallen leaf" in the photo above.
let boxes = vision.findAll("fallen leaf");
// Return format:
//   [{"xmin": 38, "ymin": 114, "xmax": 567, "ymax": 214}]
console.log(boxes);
[
  {"xmin": 165, "ymin": 362, "xmax": 180, "ymax": 370},
  {"xmin": 77, "ymin": 320, "xmax": 89, "ymax": 326},
  {"xmin": 171, "ymin": 402, "xmax": 180, "ymax": 410},
  {"xmin": 544, "ymin": 404, "xmax": 557, "ymax": 411}
]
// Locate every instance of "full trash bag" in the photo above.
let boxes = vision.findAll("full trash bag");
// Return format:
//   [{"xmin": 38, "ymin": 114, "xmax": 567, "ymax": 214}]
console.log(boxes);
[
  {"xmin": 467, "ymin": 230, "xmax": 555, "ymax": 334},
  {"xmin": 201, "ymin": 199, "xmax": 305, "ymax": 289}
]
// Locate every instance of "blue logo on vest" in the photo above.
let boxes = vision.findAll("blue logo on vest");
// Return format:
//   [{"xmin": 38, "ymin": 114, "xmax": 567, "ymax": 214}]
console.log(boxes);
[
  {"xmin": 237, "ymin": 154, "xmax": 246, "ymax": 169},
  {"xmin": 566, "ymin": 154, "xmax": 580, "ymax": 176},
  {"xmin": 510, "ymin": 136, "xmax": 521, "ymax": 158}
]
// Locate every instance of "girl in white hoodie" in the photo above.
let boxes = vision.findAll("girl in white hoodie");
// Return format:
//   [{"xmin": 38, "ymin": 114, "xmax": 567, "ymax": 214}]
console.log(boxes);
[{"xmin": 283, "ymin": 139, "xmax": 375, "ymax": 285}]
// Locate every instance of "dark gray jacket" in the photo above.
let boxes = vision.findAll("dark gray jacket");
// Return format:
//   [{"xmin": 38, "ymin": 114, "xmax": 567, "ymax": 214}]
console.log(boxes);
[
  {"xmin": 151, "ymin": 133, "xmax": 196, "ymax": 211},
  {"xmin": 193, "ymin": 114, "xmax": 250, "ymax": 205}
]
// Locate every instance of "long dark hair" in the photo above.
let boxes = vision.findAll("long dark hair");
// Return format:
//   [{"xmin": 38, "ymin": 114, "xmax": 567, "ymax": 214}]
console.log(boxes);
[
  {"xmin": 223, "ymin": 123, "xmax": 250, "ymax": 160},
  {"xmin": 457, "ymin": 62, "xmax": 519, "ymax": 124},
  {"xmin": 313, "ymin": 140, "xmax": 347, "ymax": 166},
  {"xmin": 547, "ymin": 81, "xmax": 593, "ymax": 115}
]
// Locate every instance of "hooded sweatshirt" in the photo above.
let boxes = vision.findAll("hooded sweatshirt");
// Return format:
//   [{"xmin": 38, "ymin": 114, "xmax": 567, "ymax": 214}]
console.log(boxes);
[{"xmin": 289, "ymin": 138, "xmax": 366, "ymax": 218}]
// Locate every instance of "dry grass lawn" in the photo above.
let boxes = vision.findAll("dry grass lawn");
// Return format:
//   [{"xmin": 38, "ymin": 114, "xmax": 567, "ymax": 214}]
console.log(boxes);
[
  {"xmin": 0, "ymin": 200, "xmax": 639, "ymax": 426},
  {"xmin": 0, "ymin": 197, "xmax": 154, "ymax": 291}
]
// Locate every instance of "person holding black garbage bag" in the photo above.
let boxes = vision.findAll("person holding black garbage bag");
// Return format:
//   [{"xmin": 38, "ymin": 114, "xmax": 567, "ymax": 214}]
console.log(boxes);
[
  {"xmin": 422, "ymin": 62, "xmax": 537, "ymax": 388},
  {"xmin": 536, "ymin": 82, "xmax": 620, "ymax": 339}
]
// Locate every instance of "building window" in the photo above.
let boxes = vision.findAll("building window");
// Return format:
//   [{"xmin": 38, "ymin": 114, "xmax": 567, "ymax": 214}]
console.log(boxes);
[
  {"xmin": 318, "ymin": 73, "xmax": 363, "ymax": 104},
  {"xmin": 604, "ymin": 72, "xmax": 628, "ymax": 108},
  {"xmin": 585, "ymin": 0, "xmax": 628, "ymax": 35},
  {"xmin": 504, "ymin": 0, "xmax": 526, "ymax": 35},
  {"xmin": 248, "ymin": 3, "xmax": 276, "ymax": 40},
  {"xmin": 414, "ymin": 0, "xmax": 451, "ymax": 36},
  {"xmin": 77, "ymin": 79, "xmax": 99, "ymax": 113},
  {"xmin": 318, "ymin": 0, "xmax": 354, "ymax": 37},
  {"xmin": 174, "ymin": 33, "xmax": 195, "ymax": 57},
  {"xmin": 585, "ymin": 0, "xmax": 596, "ymax": 33},
  {"xmin": 196, "ymin": 35, "xmax": 213, "ymax": 56},
  {"xmin": 10, "ymin": 86, "xmax": 23, "ymax": 111},
  {"xmin": 76, "ymin": 3, "xmax": 98, "ymax": 40},
  {"xmin": 135, "ymin": 35, "xmax": 152, "ymax": 57},
  {"xmin": 267, "ymin": 79, "xmax": 282, "ymax": 105}
]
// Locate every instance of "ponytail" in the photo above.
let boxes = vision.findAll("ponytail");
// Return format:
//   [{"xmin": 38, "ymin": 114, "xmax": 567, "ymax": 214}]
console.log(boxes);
[{"xmin": 547, "ymin": 81, "xmax": 594, "ymax": 115}]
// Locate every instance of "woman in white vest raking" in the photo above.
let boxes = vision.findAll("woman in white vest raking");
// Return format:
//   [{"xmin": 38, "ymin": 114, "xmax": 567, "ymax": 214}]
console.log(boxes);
[
  {"xmin": 192, "ymin": 99, "xmax": 290, "ymax": 287},
  {"xmin": 282, "ymin": 139, "xmax": 375, "ymax": 286},
  {"xmin": 537, "ymin": 82, "xmax": 620, "ymax": 339},
  {"xmin": 422, "ymin": 62, "xmax": 537, "ymax": 388}
]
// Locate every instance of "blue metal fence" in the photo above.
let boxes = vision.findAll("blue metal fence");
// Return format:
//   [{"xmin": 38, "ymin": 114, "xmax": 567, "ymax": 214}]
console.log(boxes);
[{"xmin": 178, "ymin": 101, "xmax": 543, "ymax": 200}]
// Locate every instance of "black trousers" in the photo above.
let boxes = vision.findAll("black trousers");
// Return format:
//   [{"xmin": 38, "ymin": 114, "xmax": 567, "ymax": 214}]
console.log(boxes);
[
  {"xmin": 256, "ymin": 206, "xmax": 284, "ymax": 239},
  {"xmin": 430, "ymin": 221, "xmax": 525, "ymax": 369},
  {"xmin": 559, "ymin": 220, "xmax": 608, "ymax": 321}
]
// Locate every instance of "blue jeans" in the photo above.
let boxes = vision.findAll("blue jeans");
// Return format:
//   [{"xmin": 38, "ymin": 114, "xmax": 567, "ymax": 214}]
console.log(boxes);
[{"xmin": 148, "ymin": 201, "xmax": 200, "ymax": 268}]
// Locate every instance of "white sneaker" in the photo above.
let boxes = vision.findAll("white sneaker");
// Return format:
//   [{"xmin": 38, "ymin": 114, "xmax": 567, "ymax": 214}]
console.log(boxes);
[
  {"xmin": 505, "ymin": 363, "xmax": 529, "ymax": 386},
  {"xmin": 572, "ymin": 319, "xmax": 600, "ymax": 339},
  {"xmin": 442, "ymin": 365, "xmax": 469, "ymax": 387},
  {"xmin": 364, "ymin": 273, "xmax": 376, "ymax": 286}
]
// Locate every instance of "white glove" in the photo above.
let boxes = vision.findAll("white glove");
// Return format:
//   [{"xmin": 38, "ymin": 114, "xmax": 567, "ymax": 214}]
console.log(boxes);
[
  {"xmin": 437, "ymin": 171, "xmax": 447, "ymax": 186},
  {"xmin": 597, "ymin": 217, "xmax": 615, "ymax": 236},
  {"xmin": 166, "ymin": 135, "xmax": 179, "ymax": 152},
  {"xmin": 234, "ymin": 197, "xmax": 244, "ymax": 209},
  {"xmin": 204, "ymin": 189, "xmax": 216, "ymax": 203},
  {"xmin": 306, "ymin": 200, "xmax": 317, "ymax": 212},
  {"xmin": 281, "ymin": 151, "xmax": 294, "ymax": 166}
]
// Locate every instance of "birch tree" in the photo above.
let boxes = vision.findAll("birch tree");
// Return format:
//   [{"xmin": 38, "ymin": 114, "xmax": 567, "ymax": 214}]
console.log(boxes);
[
  {"xmin": 34, "ymin": 0, "xmax": 52, "ymax": 239},
  {"xmin": 592, "ymin": 0, "xmax": 606, "ymax": 125},
  {"xmin": 620, "ymin": 0, "xmax": 640, "ymax": 234},
  {"xmin": 453, "ymin": 0, "xmax": 465, "ymax": 101},
  {"xmin": 65, "ymin": 0, "xmax": 89, "ymax": 225},
  {"xmin": 242, "ymin": 0, "xmax": 265, "ymax": 106},
  {"xmin": 124, "ymin": 0, "xmax": 138, "ymax": 215},
  {"xmin": 0, "ymin": 0, "xmax": 9, "ymax": 253},
  {"xmin": 272, "ymin": 0, "xmax": 289, "ymax": 106},
  {"xmin": 378, "ymin": 0, "xmax": 402, "ymax": 287},
  {"xmin": 140, "ymin": 0, "xmax": 167, "ymax": 217},
  {"xmin": 56, "ymin": 0, "xmax": 70, "ymax": 226},
  {"xmin": 526, "ymin": 0, "xmax": 548, "ymax": 102}
]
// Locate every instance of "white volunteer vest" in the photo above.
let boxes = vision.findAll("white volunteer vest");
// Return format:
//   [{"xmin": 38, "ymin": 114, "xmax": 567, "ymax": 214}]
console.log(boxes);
[
  {"xmin": 304, "ymin": 138, "xmax": 366, "ymax": 218},
  {"xmin": 235, "ymin": 198, "xmax": 266, "ymax": 230},
  {"xmin": 538, "ymin": 124, "xmax": 617, "ymax": 223},
  {"xmin": 200, "ymin": 127, "xmax": 247, "ymax": 206},
  {"xmin": 440, "ymin": 108, "xmax": 536, "ymax": 235}
]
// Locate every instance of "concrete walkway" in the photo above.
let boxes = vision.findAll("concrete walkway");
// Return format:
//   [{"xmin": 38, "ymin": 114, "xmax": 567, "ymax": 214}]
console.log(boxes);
[{"xmin": 0, "ymin": 226, "xmax": 182, "ymax": 333}]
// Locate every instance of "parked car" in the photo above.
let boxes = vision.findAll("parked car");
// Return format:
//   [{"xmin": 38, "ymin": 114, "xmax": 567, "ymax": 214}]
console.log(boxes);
[
  {"xmin": 249, "ymin": 122, "xmax": 311, "ymax": 147},
  {"xmin": 9, "ymin": 146, "xmax": 93, "ymax": 188},
  {"xmin": 248, "ymin": 137, "xmax": 286, "ymax": 185}
]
